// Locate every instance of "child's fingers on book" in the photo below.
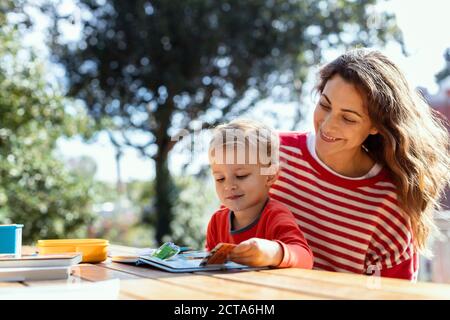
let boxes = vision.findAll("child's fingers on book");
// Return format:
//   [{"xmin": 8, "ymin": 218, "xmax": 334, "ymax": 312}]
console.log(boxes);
[
  {"xmin": 229, "ymin": 256, "xmax": 248, "ymax": 265},
  {"xmin": 230, "ymin": 256, "xmax": 262, "ymax": 267},
  {"xmin": 228, "ymin": 250, "xmax": 254, "ymax": 261},
  {"xmin": 232, "ymin": 240, "xmax": 256, "ymax": 253}
]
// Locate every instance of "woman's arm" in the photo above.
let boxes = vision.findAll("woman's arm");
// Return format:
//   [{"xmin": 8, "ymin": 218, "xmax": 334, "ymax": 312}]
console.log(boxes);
[{"xmin": 379, "ymin": 251, "xmax": 419, "ymax": 281}]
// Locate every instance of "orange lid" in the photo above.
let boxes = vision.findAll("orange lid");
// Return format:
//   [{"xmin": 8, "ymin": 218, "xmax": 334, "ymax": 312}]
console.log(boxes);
[{"xmin": 37, "ymin": 239, "xmax": 109, "ymax": 247}]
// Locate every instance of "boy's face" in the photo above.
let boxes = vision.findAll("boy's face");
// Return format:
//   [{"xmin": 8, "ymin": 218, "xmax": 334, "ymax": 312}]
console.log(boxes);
[{"xmin": 210, "ymin": 155, "xmax": 275, "ymax": 213}]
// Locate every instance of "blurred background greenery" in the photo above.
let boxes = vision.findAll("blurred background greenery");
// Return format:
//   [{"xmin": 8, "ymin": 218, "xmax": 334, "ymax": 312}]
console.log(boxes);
[
  {"xmin": 0, "ymin": 0, "xmax": 449, "ymax": 283},
  {"xmin": 0, "ymin": 0, "xmax": 403, "ymax": 246}
]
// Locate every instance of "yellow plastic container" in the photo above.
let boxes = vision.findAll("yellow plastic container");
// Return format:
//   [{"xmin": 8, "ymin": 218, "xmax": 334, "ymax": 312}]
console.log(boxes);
[{"xmin": 37, "ymin": 239, "xmax": 109, "ymax": 263}]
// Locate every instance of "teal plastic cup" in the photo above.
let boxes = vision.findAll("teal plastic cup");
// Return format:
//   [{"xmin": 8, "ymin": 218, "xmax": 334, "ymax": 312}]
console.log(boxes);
[{"xmin": 0, "ymin": 224, "xmax": 24, "ymax": 257}]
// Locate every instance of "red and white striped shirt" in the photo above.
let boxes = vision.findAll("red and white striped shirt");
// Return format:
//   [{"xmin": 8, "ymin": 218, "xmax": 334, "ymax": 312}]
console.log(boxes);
[{"xmin": 270, "ymin": 132, "xmax": 418, "ymax": 280}]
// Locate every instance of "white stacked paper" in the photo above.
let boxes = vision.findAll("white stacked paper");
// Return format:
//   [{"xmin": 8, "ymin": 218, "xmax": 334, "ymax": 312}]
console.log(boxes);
[
  {"xmin": 0, "ymin": 253, "xmax": 82, "ymax": 281},
  {"xmin": 0, "ymin": 279, "xmax": 120, "ymax": 300},
  {"xmin": 0, "ymin": 266, "xmax": 71, "ymax": 282}
]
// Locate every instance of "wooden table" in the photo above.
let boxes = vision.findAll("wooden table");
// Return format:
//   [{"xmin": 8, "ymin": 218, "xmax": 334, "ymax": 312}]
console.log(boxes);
[{"xmin": 2, "ymin": 245, "xmax": 450, "ymax": 300}]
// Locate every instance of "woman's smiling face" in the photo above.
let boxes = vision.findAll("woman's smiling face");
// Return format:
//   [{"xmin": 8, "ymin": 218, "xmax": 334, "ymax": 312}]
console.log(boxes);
[{"xmin": 313, "ymin": 74, "xmax": 378, "ymax": 162}]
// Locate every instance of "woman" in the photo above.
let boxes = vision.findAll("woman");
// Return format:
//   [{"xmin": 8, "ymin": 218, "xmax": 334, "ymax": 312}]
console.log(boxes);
[{"xmin": 269, "ymin": 49, "xmax": 450, "ymax": 280}]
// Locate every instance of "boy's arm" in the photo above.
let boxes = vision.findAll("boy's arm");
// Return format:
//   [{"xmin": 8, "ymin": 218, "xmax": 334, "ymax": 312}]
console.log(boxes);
[
  {"xmin": 275, "ymin": 240, "xmax": 313, "ymax": 269},
  {"xmin": 270, "ymin": 212, "xmax": 314, "ymax": 269},
  {"xmin": 229, "ymin": 213, "xmax": 313, "ymax": 268},
  {"xmin": 205, "ymin": 214, "xmax": 218, "ymax": 251},
  {"xmin": 228, "ymin": 238, "xmax": 283, "ymax": 267}
]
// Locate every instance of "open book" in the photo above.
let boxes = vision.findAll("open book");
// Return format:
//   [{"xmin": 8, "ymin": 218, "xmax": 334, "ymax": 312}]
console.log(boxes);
[{"xmin": 136, "ymin": 251, "xmax": 265, "ymax": 273}]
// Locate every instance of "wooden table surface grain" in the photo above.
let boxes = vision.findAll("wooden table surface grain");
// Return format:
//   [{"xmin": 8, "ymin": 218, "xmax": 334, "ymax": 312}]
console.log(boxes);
[{"xmin": 2, "ymin": 245, "xmax": 449, "ymax": 300}]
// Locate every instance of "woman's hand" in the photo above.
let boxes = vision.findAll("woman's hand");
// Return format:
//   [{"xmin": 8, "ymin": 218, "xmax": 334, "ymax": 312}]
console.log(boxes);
[{"xmin": 228, "ymin": 238, "xmax": 283, "ymax": 267}]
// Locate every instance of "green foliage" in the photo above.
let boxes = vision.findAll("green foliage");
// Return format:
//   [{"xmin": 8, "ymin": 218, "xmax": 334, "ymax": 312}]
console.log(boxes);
[
  {"xmin": 0, "ymin": 12, "xmax": 96, "ymax": 243},
  {"xmin": 50, "ymin": 0, "xmax": 403, "ymax": 133},
  {"xmin": 168, "ymin": 175, "xmax": 218, "ymax": 249},
  {"xmin": 126, "ymin": 179, "xmax": 155, "ymax": 225},
  {"xmin": 82, "ymin": 179, "xmax": 153, "ymax": 247},
  {"xmin": 87, "ymin": 176, "xmax": 217, "ymax": 249},
  {"xmin": 65, "ymin": 155, "xmax": 98, "ymax": 180}
]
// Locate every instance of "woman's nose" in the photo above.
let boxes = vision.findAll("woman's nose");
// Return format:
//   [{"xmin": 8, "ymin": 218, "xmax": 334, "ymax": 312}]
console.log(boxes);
[{"xmin": 321, "ymin": 113, "xmax": 338, "ymax": 132}]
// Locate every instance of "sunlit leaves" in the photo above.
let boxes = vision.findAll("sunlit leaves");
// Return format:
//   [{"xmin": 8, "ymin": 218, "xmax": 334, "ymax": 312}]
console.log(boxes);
[{"xmin": 0, "ymin": 8, "xmax": 96, "ymax": 243}]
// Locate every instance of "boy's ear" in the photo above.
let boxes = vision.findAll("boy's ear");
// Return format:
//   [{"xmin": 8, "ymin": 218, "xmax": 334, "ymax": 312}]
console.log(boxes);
[{"xmin": 265, "ymin": 167, "xmax": 280, "ymax": 187}]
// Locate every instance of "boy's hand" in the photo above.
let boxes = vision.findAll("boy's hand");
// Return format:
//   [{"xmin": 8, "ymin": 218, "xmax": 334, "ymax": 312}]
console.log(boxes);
[{"xmin": 228, "ymin": 238, "xmax": 283, "ymax": 267}]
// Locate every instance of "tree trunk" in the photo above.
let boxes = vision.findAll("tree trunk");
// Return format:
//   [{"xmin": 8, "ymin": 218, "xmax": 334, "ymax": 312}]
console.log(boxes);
[
  {"xmin": 154, "ymin": 147, "xmax": 177, "ymax": 244},
  {"xmin": 115, "ymin": 149, "xmax": 125, "ymax": 196},
  {"xmin": 153, "ymin": 97, "xmax": 177, "ymax": 244}
]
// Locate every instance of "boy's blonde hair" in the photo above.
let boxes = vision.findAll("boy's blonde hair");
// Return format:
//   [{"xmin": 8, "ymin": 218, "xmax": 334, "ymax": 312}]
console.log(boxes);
[{"xmin": 209, "ymin": 119, "xmax": 280, "ymax": 175}]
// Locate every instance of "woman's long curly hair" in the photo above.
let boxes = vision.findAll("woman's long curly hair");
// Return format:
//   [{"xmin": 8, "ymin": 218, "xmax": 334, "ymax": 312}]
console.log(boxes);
[{"xmin": 316, "ymin": 49, "xmax": 450, "ymax": 255}]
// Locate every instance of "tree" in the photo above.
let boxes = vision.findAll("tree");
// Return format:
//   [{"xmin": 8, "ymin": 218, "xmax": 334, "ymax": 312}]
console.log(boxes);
[
  {"xmin": 65, "ymin": 155, "xmax": 98, "ymax": 179},
  {"xmin": 47, "ymin": 0, "xmax": 403, "ymax": 243},
  {"xmin": 0, "ymin": 3, "xmax": 96, "ymax": 243}
]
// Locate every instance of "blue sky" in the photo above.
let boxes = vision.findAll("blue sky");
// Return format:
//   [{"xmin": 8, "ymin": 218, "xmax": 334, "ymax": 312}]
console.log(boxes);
[{"xmin": 22, "ymin": 0, "xmax": 450, "ymax": 183}]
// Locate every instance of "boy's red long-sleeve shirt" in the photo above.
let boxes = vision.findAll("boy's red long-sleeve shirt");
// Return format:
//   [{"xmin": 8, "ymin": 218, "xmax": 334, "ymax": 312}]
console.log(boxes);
[{"xmin": 205, "ymin": 198, "xmax": 314, "ymax": 269}]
